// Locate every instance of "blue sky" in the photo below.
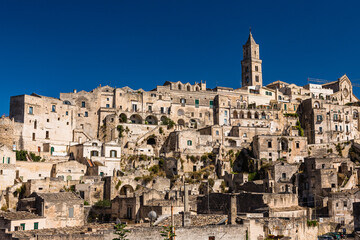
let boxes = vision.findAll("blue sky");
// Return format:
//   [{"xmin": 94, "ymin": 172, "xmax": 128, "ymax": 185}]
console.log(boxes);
[{"xmin": 1, "ymin": 0, "xmax": 360, "ymax": 115}]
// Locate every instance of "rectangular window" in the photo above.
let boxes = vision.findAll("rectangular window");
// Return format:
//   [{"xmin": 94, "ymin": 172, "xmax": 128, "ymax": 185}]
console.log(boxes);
[
  {"xmin": 29, "ymin": 106, "xmax": 33, "ymax": 114},
  {"xmin": 317, "ymin": 115, "xmax": 322, "ymax": 121},
  {"xmin": 148, "ymin": 105, "xmax": 152, "ymax": 112},
  {"xmin": 106, "ymin": 104, "xmax": 110, "ymax": 108},
  {"xmin": 224, "ymin": 111, "xmax": 228, "ymax": 117},
  {"xmin": 34, "ymin": 222, "xmax": 38, "ymax": 230},
  {"xmin": 296, "ymin": 142, "xmax": 300, "ymax": 148},
  {"xmin": 209, "ymin": 100, "xmax": 213, "ymax": 109},
  {"xmin": 81, "ymin": 101, "xmax": 86, "ymax": 108},
  {"xmin": 20, "ymin": 223, "xmax": 25, "ymax": 230},
  {"xmin": 45, "ymin": 131, "xmax": 49, "ymax": 139},
  {"xmin": 268, "ymin": 141, "xmax": 272, "ymax": 148},
  {"xmin": 187, "ymin": 140, "xmax": 192, "ymax": 146},
  {"xmin": 132, "ymin": 104, "xmax": 137, "ymax": 112},
  {"xmin": 7, "ymin": 157, "xmax": 10, "ymax": 164},
  {"xmin": 334, "ymin": 114, "xmax": 338, "ymax": 120},
  {"xmin": 344, "ymin": 201, "xmax": 347, "ymax": 208},
  {"xmin": 69, "ymin": 207, "xmax": 74, "ymax": 218},
  {"xmin": 255, "ymin": 76, "xmax": 259, "ymax": 82},
  {"xmin": 319, "ymin": 127, "xmax": 323, "ymax": 133},
  {"xmin": 195, "ymin": 99, "xmax": 199, "ymax": 108},
  {"xmin": 180, "ymin": 98, "xmax": 186, "ymax": 105},
  {"xmin": 51, "ymin": 105, "xmax": 56, "ymax": 112},
  {"xmin": 66, "ymin": 111, "xmax": 68, "ymax": 116},
  {"xmin": 224, "ymin": 119, "xmax": 227, "ymax": 125},
  {"xmin": 284, "ymin": 104, "xmax": 287, "ymax": 110},
  {"xmin": 160, "ymin": 107, "xmax": 165, "ymax": 114},
  {"xmin": 32, "ymin": 133, "xmax": 36, "ymax": 141},
  {"xmin": 85, "ymin": 112, "xmax": 88, "ymax": 117},
  {"xmin": 335, "ymin": 125, "xmax": 338, "ymax": 131},
  {"xmin": 294, "ymin": 105, "xmax": 296, "ymax": 111}
]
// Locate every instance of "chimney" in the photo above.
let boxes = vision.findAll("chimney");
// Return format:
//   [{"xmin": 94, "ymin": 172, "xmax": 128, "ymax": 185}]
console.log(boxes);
[
  {"xmin": 228, "ymin": 194, "xmax": 237, "ymax": 225},
  {"xmin": 73, "ymin": 89, "xmax": 77, "ymax": 93},
  {"xmin": 182, "ymin": 183, "xmax": 191, "ymax": 227}
]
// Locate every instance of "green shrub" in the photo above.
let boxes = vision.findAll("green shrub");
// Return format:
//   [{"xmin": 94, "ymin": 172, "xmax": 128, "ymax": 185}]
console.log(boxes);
[{"xmin": 94, "ymin": 199, "xmax": 111, "ymax": 208}]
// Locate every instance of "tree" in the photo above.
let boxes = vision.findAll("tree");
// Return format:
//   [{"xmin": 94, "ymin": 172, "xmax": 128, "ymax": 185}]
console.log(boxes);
[
  {"xmin": 160, "ymin": 225, "xmax": 176, "ymax": 240},
  {"xmin": 113, "ymin": 223, "xmax": 130, "ymax": 240}
]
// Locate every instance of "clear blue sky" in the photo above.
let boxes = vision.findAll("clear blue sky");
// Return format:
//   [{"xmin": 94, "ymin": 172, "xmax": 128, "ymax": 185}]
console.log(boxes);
[{"xmin": 1, "ymin": 0, "xmax": 360, "ymax": 115}]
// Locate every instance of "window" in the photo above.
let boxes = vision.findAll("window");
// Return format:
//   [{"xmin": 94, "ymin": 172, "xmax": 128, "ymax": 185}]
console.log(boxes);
[
  {"xmin": 322, "ymin": 164, "xmax": 325, "ymax": 169},
  {"xmin": 110, "ymin": 150, "xmax": 117, "ymax": 158},
  {"xmin": 191, "ymin": 112, "xmax": 194, "ymax": 117},
  {"xmin": 255, "ymin": 66, "xmax": 258, "ymax": 71},
  {"xmin": 334, "ymin": 114, "xmax": 338, "ymax": 120},
  {"xmin": 32, "ymin": 133, "xmax": 36, "ymax": 141},
  {"xmin": 180, "ymin": 98, "xmax": 186, "ymax": 104},
  {"xmin": 344, "ymin": 201, "xmax": 347, "ymax": 208},
  {"xmin": 69, "ymin": 208, "xmax": 74, "ymax": 218},
  {"xmin": 66, "ymin": 111, "xmax": 68, "ymax": 116},
  {"xmin": 85, "ymin": 112, "xmax": 88, "ymax": 117},
  {"xmin": 187, "ymin": 140, "xmax": 192, "ymax": 146},
  {"xmin": 284, "ymin": 104, "xmax": 287, "ymax": 110},
  {"xmin": 319, "ymin": 127, "xmax": 323, "ymax": 133},
  {"xmin": 7, "ymin": 157, "xmax": 10, "ymax": 164},
  {"xmin": 45, "ymin": 131, "xmax": 49, "ymax": 139},
  {"xmin": 335, "ymin": 125, "xmax": 338, "ymax": 131},
  {"xmin": 148, "ymin": 105, "xmax": 152, "ymax": 112},
  {"xmin": 81, "ymin": 101, "xmax": 86, "ymax": 108},
  {"xmin": 216, "ymin": 130, "xmax": 219, "ymax": 136},
  {"xmin": 34, "ymin": 120, "xmax": 37, "ymax": 129},
  {"xmin": 51, "ymin": 105, "xmax": 56, "ymax": 112},
  {"xmin": 224, "ymin": 111, "xmax": 228, "ymax": 117},
  {"xmin": 282, "ymin": 173, "xmax": 286, "ymax": 180},
  {"xmin": 34, "ymin": 222, "xmax": 39, "ymax": 230},
  {"xmin": 268, "ymin": 141, "xmax": 272, "ymax": 148},
  {"xmin": 331, "ymin": 183, "xmax": 336, "ymax": 188},
  {"xmin": 317, "ymin": 115, "xmax": 323, "ymax": 121},
  {"xmin": 47, "ymin": 119, "xmax": 50, "ymax": 122},
  {"xmin": 243, "ymin": 133, "xmax": 247, "ymax": 137},
  {"xmin": 296, "ymin": 142, "xmax": 300, "ymax": 148},
  {"xmin": 29, "ymin": 106, "xmax": 33, "ymax": 114},
  {"xmin": 132, "ymin": 104, "xmax": 137, "ymax": 112},
  {"xmin": 255, "ymin": 75, "xmax": 259, "ymax": 82},
  {"xmin": 107, "ymin": 98, "xmax": 109, "ymax": 101},
  {"xmin": 20, "ymin": 223, "xmax": 25, "ymax": 230},
  {"xmin": 91, "ymin": 151, "xmax": 99, "ymax": 157},
  {"xmin": 195, "ymin": 99, "xmax": 199, "ymax": 108},
  {"xmin": 106, "ymin": 104, "xmax": 110, "ymax": 108},
  {"xmin": 161, "ymin": 107, "xmax": 165, "ymax": 114},
  {"xmin": 224, "ymin": 119, "xmax": 227, "ymax": 125},
  {"xmin": 209, "ymin": 100, "xmax": 213, "ymax": 109}
]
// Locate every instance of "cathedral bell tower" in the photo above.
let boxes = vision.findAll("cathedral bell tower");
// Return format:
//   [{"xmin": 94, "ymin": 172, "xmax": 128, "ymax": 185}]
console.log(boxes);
[{"xmin": 241, "ymin": 30, "xmax": 263, "ymax": 88}]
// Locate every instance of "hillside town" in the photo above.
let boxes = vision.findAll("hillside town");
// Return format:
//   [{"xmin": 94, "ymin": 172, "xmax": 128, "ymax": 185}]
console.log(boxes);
[{"xmin": 0, "ymin": 32, "xmax": 360, "ymax": 240}]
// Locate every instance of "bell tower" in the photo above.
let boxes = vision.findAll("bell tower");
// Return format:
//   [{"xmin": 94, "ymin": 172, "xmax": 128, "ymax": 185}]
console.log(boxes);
[{"xmin": 241, "ymin": 30, "xmax": 263, "ymax": 88}]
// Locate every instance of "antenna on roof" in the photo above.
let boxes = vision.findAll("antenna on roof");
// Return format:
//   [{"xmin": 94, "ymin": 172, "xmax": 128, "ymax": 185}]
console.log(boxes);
[{"xmin": 307, "ymin": 77, "xmax": 330, "ymax": 84}]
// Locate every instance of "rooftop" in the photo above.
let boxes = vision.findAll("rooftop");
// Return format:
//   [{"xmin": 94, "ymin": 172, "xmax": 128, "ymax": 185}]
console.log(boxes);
[{"xmin": 0, "ymin": 211, "xmax": 44, "ymax": 221}]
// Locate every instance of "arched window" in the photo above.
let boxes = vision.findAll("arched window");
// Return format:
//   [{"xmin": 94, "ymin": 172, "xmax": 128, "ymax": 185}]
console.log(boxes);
[
  {"xmin": 187, "ymin": 85, "xmax": 191, "ymax": 91},
  {"xmin": 314, "ymin": 101, "xmax": 320, "ymax": 108},
  {"xmin": 178, "ymin": 84, "xmax": 182, "ymax": 90},
  {"xmin": 110, "ymin": 150, "xmax": 117, "ymax": 158},
  {"xmin": 92, "ymin": 143, "xmax": 98, "ymax": 147}
]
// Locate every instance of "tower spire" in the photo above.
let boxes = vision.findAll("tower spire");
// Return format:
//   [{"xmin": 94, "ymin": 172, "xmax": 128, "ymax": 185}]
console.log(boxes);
[{"xmin": 241, "ymin": 30, "xmax": 262, "ymax": 88}]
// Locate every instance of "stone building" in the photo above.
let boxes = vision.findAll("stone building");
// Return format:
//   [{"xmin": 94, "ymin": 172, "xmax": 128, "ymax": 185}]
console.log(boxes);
[
  {"xmin": 0, "ymin": 211, "xmax": 45, "ymax": 231},
  {"xmin": 51, "ymin": 160, "xmax": 87, "ymax": 181},
  {"xmin": 69, "ymin": 140, "xmax": 121, "ymax": 176},
  {"xmin": 253, "ymin": 135, "xmax": 308, "ymax": 163},
  {"xmin": 0, "ymin": 144, "xmax": 16, "ymax": 191},
  {"xmin": 20, "ymin": 192, "xmax": 85, "ymax": 228}
]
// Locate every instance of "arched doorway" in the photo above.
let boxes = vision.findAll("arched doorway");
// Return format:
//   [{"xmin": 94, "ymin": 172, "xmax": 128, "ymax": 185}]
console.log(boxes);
[
  {"xmin": 145, "ymin": 115, "xmax": 158, "ymax": 125},
  {"xmin": 130, "ymin": 114, "xmax": 142, "ymax": 124},
  {"xmin": 119, "ymin": 113, "xmax": 127, "ymax": 123}
]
